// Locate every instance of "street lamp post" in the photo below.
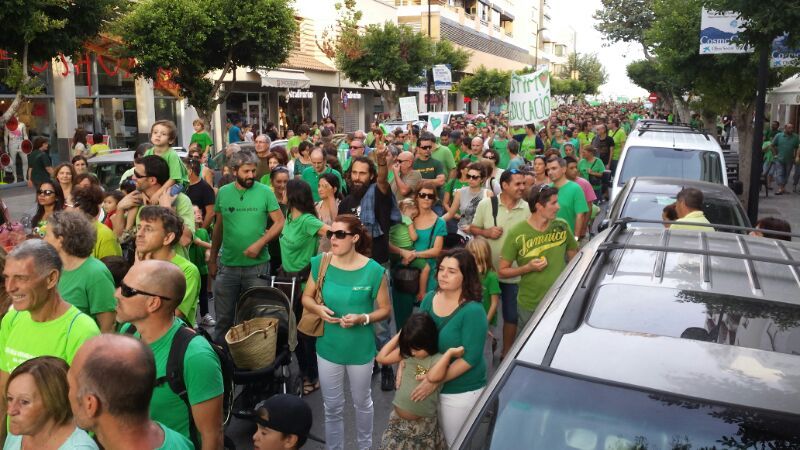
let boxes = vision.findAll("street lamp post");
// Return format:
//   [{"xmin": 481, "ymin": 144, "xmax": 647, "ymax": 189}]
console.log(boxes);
[{"xmin": 534, "ymin": 27, "xmax": 547, "ymax": 68}]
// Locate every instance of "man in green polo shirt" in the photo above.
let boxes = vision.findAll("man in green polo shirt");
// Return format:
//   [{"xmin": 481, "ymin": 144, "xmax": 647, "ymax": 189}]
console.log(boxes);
[
  {"xmin": 771, "ymin": 123, "xmax": 800, "ymax": 194},
  {"xmin": 135, "ymin": 206, "xmax": 200, "ymax": 327},
  {"xmin": 210, "ymin": 151, "xmax": 284, "ymax": 343},
  {"xmin": 469, "ymin": 169, "xmax": 530, "ymax": 358},
  {"xmin": 116, "ymin": 260, "xmax": 223, "ymax": 449},
  {"xmin": 302, "ymin": 148, "xmax": 344, "ymax": 202},
  {"xmin": 432, "ymin": 129, "xmax": 456, "ymax": 177},
  {"xmin": 488, "ymin": 126, "xmax": 511, "ymax": 169}
]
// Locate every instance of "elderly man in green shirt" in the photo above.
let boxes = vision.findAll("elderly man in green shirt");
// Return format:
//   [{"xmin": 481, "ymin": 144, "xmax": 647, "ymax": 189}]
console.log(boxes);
[
  {"xmin": 302, "ymin": 148, "xmax": 344, "ymax": 202},
  {"xmin": 771, "ymin": 123, "xmax": 800, "ymax": 194}
]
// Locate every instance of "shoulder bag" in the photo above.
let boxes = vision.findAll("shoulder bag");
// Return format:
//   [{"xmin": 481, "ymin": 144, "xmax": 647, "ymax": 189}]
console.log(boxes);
[
  {"xmin": 392, "ymin": 225, "xmax": 436, "ymax": 294},
  {"xmin": 297, "ymin": 252, "xmax": 333, "ymax": 337}
]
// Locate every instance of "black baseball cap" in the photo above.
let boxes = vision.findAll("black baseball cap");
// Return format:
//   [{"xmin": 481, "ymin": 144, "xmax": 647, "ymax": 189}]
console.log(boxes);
[{"xmin": 254, "ymin": 395, "xmax": 312, "ymax": 443}]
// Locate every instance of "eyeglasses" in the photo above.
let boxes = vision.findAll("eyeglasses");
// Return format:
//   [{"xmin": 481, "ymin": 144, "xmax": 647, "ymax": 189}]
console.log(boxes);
[
  {"xmin": 37, "ymin": 189, "xmax": 55, "ymax": 196},
  {"xmin": 133, "ymin": 170, "xmax": 147, "ymax": 179},
  {"xmin": 326, "ymin": 230, "xmax": 357, "ymax": 240},
  {"xmin": 419, "ymin": 145, "xmax": 433, "ymax": 150},
  {"xmin": 350, "ymin": 145, "xmax": 363, "ymax": 149},
  {"xmin": 466, "ymin": 174, "xmax": 482, "ymax": 180},
  {"xmin": 119, "ymin": 281, "xmax": 171, "ymax": 301},
  {"xmin": 418, "ymin": 192, "xmax": 436, "ymax": 200},
  {"xmin": 483, "ymin": 154, "xmax": 498, "ymax": 161},
  {"xmin": 398, "ymin": 158, "xmax": 413, "ymax": 163}
]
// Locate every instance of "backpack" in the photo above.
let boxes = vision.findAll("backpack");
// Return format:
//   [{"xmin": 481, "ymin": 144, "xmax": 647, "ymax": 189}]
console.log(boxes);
[
  {"xmin": 124, "ymin": 323, "xmax": 235, "ymax": 447},
  {"xmin": 491, "ymin": 195, "xmax": 499, "ymax": 227}
]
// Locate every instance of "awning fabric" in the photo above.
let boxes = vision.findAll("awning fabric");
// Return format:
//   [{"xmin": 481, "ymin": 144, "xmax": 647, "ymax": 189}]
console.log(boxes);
[{"xmin": 258, "ymin": 69, "xmax": 311, "ymax": 89}]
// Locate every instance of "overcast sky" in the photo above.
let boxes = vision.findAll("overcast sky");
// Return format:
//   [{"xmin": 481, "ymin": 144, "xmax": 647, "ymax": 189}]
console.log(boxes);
[{"xmin": 548, "ymin": 0, "xmax": 649, "ymax": 99}]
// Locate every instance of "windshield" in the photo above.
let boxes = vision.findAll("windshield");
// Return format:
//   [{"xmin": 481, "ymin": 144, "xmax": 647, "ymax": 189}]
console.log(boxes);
[
  {"xmin": 619, "ymin": 147, "xmax": 723, "ymax": 186},
  {"xmin": 622, "ymin": 193, "xmax": 748, "ymax": 228},
  {"xmin": 463, "ymin": 364, "xmax": 800, "ymax": 449}
]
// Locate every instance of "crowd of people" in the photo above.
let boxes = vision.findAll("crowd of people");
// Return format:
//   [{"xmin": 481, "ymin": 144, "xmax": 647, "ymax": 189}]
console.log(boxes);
[{"xmin": 0, "ymin": 100, "xmax": 794, "ymax": 450}]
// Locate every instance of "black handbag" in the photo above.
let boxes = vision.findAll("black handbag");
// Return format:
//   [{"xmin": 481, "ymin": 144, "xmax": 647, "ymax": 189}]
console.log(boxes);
[{"xmin": 391, "ymin": 226, "xmax": 436, "ymax": 294}]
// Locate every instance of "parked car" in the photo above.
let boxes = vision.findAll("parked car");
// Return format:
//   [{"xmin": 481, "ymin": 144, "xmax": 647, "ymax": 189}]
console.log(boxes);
[
  {"xmin": 600, "ymin": 176, "xmax": 751, "ymax": 231},
  {"xmin": 453, "ymin": 223, "xmax": 800, "ymax": 449},
  {"xmin": 612, "ymin": 123, "xmax": 742, "ymax": 202},
  {"xmin": 90, "ymin": 147, "xmax": 186, "ymax": 191}
]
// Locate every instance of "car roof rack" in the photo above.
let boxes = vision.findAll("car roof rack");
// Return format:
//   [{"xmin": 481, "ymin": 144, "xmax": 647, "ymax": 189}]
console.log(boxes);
[
  {"xmin": 637, "ymin": 123, "xmax": 711, "ymax": 140},
  {"xmin": 540, "ymin": 217, "xmax": 800, "ymax": 366}
]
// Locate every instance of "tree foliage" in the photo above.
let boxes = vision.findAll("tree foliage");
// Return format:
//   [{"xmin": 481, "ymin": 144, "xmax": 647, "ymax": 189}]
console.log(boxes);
[
  {"xmin": 115, "ymin": 0, "xmax": 296, "ymax": 124},
  {"xmin": 551, "ymin": 78, "xmax": 586, "ymax": 100},
  {"xmin": 0, "ymin": 0, "xmax": 123, "ymax": 123},
  {"xmin": 560, "ymin": 53, "xmax": 608, "ymax": 95},
  {"xmin": 457, "ymin": 66, "xmax": 510, "ymax": 112},
  {"xmin": 593, "ymin": 0, "xmax": 656, "ymax": 59}
]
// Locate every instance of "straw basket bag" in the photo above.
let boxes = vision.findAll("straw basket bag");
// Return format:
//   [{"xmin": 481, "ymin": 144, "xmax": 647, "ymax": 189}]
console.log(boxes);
[{"xmin": 225, "ymin": 317, "xmax": 279, "ymax": 370}]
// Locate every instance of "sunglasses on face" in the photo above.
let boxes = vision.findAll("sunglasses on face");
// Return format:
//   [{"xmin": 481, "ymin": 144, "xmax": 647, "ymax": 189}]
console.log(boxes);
[
  {"xmin": 466, "ymin": 174, "xmax": 481, "ymax": 180},
  {"xmin": 483, "ymin": 154, "xmax": 498, "ymax": 161},
  {"xmin": 133, "ymin": 170, "xmax": 147, "ymax": 179},
  {"xmin": 326, "ymin": 230, "xmax": 356, "ymax": 240},
  {"xmin": 120, "ymin": 281, "xmax": 171, "ymax": 301},
  {"xmin": 419, "ymin": 145, "xmax": 432, "ymax": 150},
  {"xmin": 418, "ymin": 192, "xmax": 435, "ymax": 200},
  {"xmin": 37, "ymin": 189, "xmax": 55, "ymax": 196}
]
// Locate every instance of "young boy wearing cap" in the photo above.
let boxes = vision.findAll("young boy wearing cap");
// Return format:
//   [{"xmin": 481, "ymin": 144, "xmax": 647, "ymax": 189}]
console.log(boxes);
[{"xmin": 252, "ymin": 395, "xmax": 313, "ymax": 450}]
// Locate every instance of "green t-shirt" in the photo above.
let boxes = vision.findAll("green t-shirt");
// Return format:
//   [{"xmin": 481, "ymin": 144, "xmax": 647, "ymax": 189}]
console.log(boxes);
[
  {"xmin": 444, "ymin": 178, "xmax": 468, "ymax": 198},
  {"xmin": 190, "ymin": 132, "xmax": 213, "ymax": 153},
  {"xmin": 189, "ymin": 228, "xmax": 210, "ymax": 275},
  {"xmin": 609, "ymin": 128, "xmax": 627, "ymax": 161},
  {"xmin": 480, "ymin": 270, "xmax": 501, "ymax": 326},
  {"xmin": 414, "ymin": 218, "xmax": 447, "ymax": 292},
  {"xmin": 4, "ymin": 427, "xmax": 99, "ymax": 449},
  {"xmin": 432, "ymin": 144, "xmax": 456, "ymax": 175},
  {"xmin": 419, "ymin": 292, "xmax": 487, "ymax": 394},
  {"xmin": 145, "ymin": 148, "xmax": 189, "ymax": 188},
  {"xmin": 772, "ymin": 132, "xmax": 800, "ymax": 164},
  {"xmin": 577, "ymin": 158, "xmax": 605, "ymax": 189},
  {"xmin": 0, "ymin": 306, "xmax": 100, "ymax": 372},
  {"xmin": 501, "ymin": 218, "xmax": 576, "ymax": 311},
  {"xmin": 157, "ymin": 422, "xmax": 194, "ymax": 450},
  {"xmin": 412, "ymin": 157, "xmax": 445, "ymax": 181},
  {"xmin": 286, "ymin": 136, "xmax": 302, "ymax": 152},
  {"xmin": 123, "ymin": 319, "xmax": 223, "ymax": 444},
  {"xmin": 214, "ymin": 182, "xmax": 280, "ymax": 267},
  {"xmin": 448, "ymin": 143, "xmax": 460, "ymax": 160},
  {"xmin": 521, "ymin": 136, "xmax": 538, "ymax": 158},
  {"xmin": 393, "ymin": 353, "xmax": 443, "ymax": 417},
  {"xmin": 171, "ymin": 254, "xmax": 200, "ymax": 327},
  {"xmin": 93, "ymin": 221, "xmax": 122, "ymax": 260},
  {"xmin": 279, "ymin": 212, "xmax": 323, "ymax": 272},
  {"xmin": 389, "ymin": 215, "xmax": 414, "ymax": 249},
  {"xmin": 301, "ymin": 167, "xmax": 344, "ymax": 202},
  {"xmin": 550, "ymin": 181, "xmax": 589, "ymax": 233},
  {"xmin": 577, "ymin": 132, "xmax": 595, "ymax": 150},
  {"xmin": 763, "ymin": 142, "xmax": 775, "ymax": 164},
  {"xmin": 312, "ymin": 255, "xmax": 385, "ymax": 365},
  {"xmin": 58, "ymin": 257, "xmax": 117, "ymax": 319},
  {"xmin": 492, "ymin": 139, "xmax": 510, "ymax": 169}
]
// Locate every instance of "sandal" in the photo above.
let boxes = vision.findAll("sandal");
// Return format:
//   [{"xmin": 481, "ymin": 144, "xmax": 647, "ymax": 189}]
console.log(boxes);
[{"xmin": 303, "ymin": 380, "xmax": 320, "ymax": 395}]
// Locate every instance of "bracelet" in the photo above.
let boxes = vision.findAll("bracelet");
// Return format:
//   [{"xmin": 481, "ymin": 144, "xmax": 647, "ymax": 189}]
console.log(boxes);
[{"xmin": 363, "ymin": 314, "xmax": 370, "ymax": 325}]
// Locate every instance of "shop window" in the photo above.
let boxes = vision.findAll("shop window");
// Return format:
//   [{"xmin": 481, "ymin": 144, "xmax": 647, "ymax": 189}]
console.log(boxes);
[
  {"xmin": 99, "ymin": 98, "xmax": 138, "ymax": 149},
  {"xmin": 154, "ymin": 97, "xmax": 177, "ymax": 124}
]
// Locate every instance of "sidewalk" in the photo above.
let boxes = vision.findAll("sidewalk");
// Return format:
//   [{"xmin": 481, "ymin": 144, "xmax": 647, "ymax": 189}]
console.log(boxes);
[{"xmin": 755, "ymin": 189, "xmax": 800, "ymax": 232}]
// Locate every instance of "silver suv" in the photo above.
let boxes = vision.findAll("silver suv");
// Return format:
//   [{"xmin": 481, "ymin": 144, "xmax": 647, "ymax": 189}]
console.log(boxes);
[{"xmin": 454, "ymin": 221, "xmax": 800, "ymax": 449}]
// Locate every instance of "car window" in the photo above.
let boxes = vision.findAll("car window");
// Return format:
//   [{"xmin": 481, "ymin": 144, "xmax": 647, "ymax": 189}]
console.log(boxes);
[
  {"xmin": 622, "ymin": 193, "xmax": 747, "ymax": 228},
  {"xmin": 618, "ymin": 147, "xmax": 723, "ymax": 186},
  {"xmin": 587, "ymin": 284, "xmax": 800, "ymax": 356},
  {"xmin": 462, "ymin": 363, "xmax": 800, "ymax": 449},
  {"xmin": 93, "ymin": 163, "xmax": 130, "ymax": 191}
]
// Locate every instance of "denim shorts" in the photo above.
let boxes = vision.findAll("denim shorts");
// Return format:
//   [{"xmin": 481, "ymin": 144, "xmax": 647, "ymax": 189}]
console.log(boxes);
[{"xmin": 499, "ymin": 282, "xmax": 519, "ymax": 324}]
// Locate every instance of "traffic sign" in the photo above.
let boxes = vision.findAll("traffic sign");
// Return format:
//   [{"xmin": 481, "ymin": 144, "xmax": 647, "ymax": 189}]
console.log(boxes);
[{"xmin": 648, "ymin": 92, "xmax": 658, "ymax": 103}]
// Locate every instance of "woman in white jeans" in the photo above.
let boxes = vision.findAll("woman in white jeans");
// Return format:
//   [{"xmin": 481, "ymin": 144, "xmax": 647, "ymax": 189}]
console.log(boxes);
[
  {"xmin": 414, "ymin": 248, "xmax": 489, "ymax": 446},
  {"xmin": 302, "ymin": 214, "xmax": 391, "ymax": 450}
]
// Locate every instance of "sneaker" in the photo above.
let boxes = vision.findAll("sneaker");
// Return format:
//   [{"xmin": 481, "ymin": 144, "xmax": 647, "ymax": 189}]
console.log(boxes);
[
  {"xmin": 199, "ymin": 314, "xmax": 217, "ymax": 326},
  {"xmin": 380, "ymin": 365, "xmax": 395, "ymax": 391}
]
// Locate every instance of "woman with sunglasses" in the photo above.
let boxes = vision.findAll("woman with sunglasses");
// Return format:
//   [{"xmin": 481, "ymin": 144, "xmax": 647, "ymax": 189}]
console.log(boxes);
[
  {"xmin": 30, "ymin": 180, "xmax": 65, "ymax": 238},
  {"xmin": 391, "ymin": 181, "xmax": 446, "ymax": 329},
  {"xmin": 443, "ymin": 162, "xmax": 492, "ymax": 239},
  {"xmin": 301, "ymin": 214, "xmax": 390, "ymax": 450},
  {"xmin": 481, "ymin": 150, "xmax": 504, "ymax": 196}
]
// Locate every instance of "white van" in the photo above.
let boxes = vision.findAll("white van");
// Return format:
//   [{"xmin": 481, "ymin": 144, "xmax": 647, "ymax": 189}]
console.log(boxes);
[{"xmin": 611, "ymin": 124, "xmax": 741, "ymax": 202}]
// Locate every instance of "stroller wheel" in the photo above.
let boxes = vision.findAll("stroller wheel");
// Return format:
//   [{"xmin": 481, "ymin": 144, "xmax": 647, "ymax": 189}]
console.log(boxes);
[{"xmin": 285, "ymin": 372, "xmax": 304, "ymax": 397}]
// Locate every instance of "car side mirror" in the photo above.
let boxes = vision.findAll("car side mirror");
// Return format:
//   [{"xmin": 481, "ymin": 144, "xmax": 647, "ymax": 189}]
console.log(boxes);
[
  {"xmin": 598, "ymin": 219, "xmax": 609, "ymax": 231},
  {"xmin": 731, "ymin": 181, "xmax": 743, "ymax": 196}
]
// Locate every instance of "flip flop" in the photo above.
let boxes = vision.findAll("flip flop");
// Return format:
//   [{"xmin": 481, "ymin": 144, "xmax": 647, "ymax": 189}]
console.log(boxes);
[{"xmin": 303, "ymin": 380, "xmax": 320, "ymax": 395}]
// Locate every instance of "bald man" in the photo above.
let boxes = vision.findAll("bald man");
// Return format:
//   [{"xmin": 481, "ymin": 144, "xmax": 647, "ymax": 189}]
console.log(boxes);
[
  {"xmin": 390, "ymin": 150, "xmax": 422, "ymax": 202},
  {"xmin": 68, "ymin": 334, "xmax": 192, "ymax": 449},
  {"xmin": 116, "ymin": 260, "xmax": 224, "ymax": 450},
  {"xmin": 300, "ymin": 148, "xmax": 344, "ymax": 202}
]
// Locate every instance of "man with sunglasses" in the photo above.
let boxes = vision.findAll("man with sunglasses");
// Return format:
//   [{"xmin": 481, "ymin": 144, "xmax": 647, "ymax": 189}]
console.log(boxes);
[
  {"xmin": 117, "ymin": 259, "xmax": 224, "ymax": 450},
  {"xmin": 390, "ymin": 150, "xmax": 422, "ymax": 202},
  {"xmin": 0, "ymin": 240, "xmax": 100, "ymax": 441},
  {"xmin": 413, "ymin": 132, "xmax": 446, "ymax": 213}
]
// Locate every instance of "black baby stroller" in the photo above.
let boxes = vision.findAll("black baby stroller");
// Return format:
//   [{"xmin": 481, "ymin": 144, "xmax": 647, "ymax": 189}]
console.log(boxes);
[{"xmin": 230, "ymin": 277, "xmax": 302, "ymax": 420}]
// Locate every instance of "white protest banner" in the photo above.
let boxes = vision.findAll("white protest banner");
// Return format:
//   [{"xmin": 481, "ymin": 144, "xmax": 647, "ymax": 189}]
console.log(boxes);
[
  {"xmin": 426, "ymin": 112, "xmax": 450, "ymax": 136},
  {"xmin": 432, "ymin": 64, "xmax": 452, "ymax": 90},
  {"xmin": 699, "ymin": 8, "xmax": 751, "ymax": 54},
  {"xmin": 508, "ymin": 68, "xmax": 551, "ymax": 127},
  {"xmin": 399, "ymin": 96, "xmax": 419, "ymax": 122}
]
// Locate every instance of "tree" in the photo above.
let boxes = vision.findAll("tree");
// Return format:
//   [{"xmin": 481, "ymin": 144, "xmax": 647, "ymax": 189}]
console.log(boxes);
[
  {"xmin": 561, "ymin": 53, "xmax": 608, "ymax": 95},
  {"xmin": 457, "ymin": 66, "xmax": 510, "ymax": 113},
  {"xmin": 115, "ymin": 0, "xmax": 296, "ymax": 126},
  {"xmin": 0, "ymin": 0, "xmax": 123, "ymax": 124},
  {"xmin": 551, "ymin": 78, "xmax": 586, "ymax": 101},
  {"xmin": 594, "ymin": 0, "xmax": 656, "ymax": 59},
  {"xmin": 626, "ymin": 58, "xmax": 687, "ymax": 117}
]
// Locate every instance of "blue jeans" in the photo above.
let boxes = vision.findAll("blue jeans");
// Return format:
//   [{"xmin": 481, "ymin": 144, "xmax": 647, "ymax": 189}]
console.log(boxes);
[{"xmin": 212, "ymin": 261, "xmax": 271, "ymax": 343}]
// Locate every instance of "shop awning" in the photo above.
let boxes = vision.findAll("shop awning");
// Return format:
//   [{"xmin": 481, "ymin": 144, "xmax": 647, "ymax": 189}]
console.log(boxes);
[
  {"xmin": 767, "ymin": 74, "xmax": 800, "ymax": 105},
  {"xmin": 258, "ymin": 69, "xmax": 311, "ymax": 89}
]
